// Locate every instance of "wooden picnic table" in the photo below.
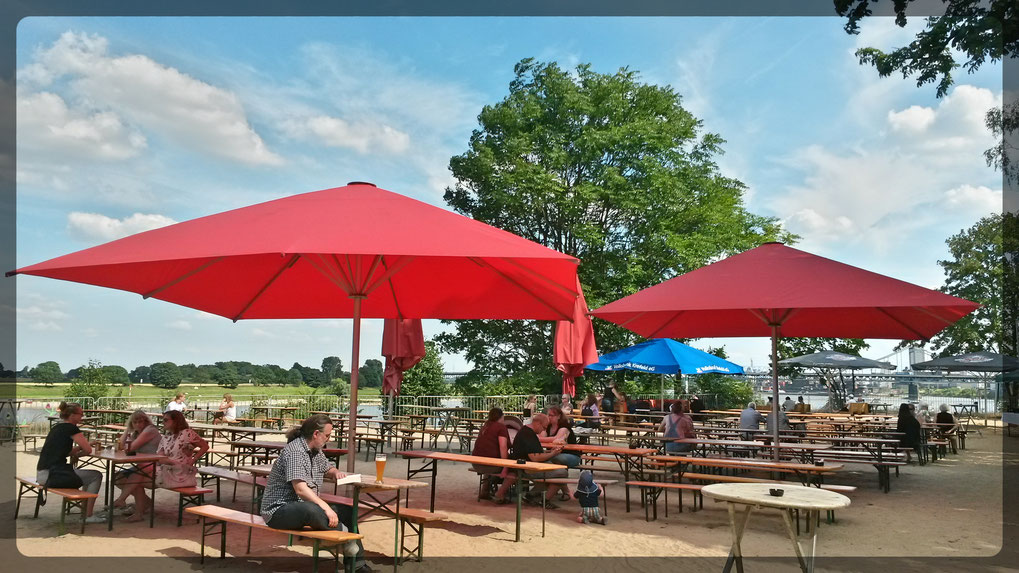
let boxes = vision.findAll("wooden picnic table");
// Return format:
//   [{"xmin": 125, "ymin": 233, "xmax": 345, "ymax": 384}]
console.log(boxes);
[
  {"xmin": 558, "ymin": 443, "xmax": 656, "ymax": 511},
  {"xmin": 671, "ymin": 438, "xmax": 831, "ymax": 463},
  {"xmin": 76, "ymin": 448, "xmax": 166, "ymax": 531},
  {"xmin": 227, "ymin": 439, "xmax": 347, "ymax": 466},
  {"xmin": 190, "ymin": 421, "xmax": 286, "ymax": 447},
  {"xmin": 396, "ymin": 449, "xmax": 564, "ymax": 541},
  {"xmin": 651, "ymin": 455, "xmax": 843, "ymax": 487},
  {"xmin": 703, "ymin": 483, "xmax": 850, "ymax": 573}
]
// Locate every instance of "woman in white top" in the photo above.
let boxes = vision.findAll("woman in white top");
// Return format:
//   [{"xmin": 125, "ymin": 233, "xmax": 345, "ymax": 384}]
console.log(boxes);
[
  {"xmin": 213, "ymin": 393, "xmax": 237, "ymax": 425},
  {"xmin": 165, "ymin": 392, "xmax": 187, "ymax": 413}
]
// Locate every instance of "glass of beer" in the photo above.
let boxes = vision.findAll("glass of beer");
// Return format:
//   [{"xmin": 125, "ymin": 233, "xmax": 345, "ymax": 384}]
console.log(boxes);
[{"xmin": 375, "ymin": 453, "xmax": 387, "ymax": 484}]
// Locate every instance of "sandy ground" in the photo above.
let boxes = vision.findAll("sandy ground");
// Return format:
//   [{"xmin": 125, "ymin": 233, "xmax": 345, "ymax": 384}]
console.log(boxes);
[{"xmin": 8, "ymin": 429, "xmax": 1015, "ymax": 571}]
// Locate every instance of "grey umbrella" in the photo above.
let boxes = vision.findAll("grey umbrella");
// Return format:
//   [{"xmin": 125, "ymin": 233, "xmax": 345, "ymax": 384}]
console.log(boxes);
[
  {"xmin": 780, "ymin": 351, "xmax": 895, "ymax": 370},
  {"xmin": 780, "ymin": 351, "xmax": 895, "ymax": 404},
  {"xmin": 911, "ymin": 351, "xmax": 1019, "ymax": 373}
]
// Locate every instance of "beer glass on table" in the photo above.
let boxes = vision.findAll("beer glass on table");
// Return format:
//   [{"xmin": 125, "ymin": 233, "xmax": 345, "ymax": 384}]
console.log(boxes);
[{"xmin": 375, "ymin": 453, "xmax": 387, "ymax": 484}]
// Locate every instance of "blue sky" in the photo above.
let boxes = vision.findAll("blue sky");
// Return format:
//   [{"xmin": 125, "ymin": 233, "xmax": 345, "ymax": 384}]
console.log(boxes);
[{"xmin": 12, "ymin": 17, "xmax": 1004, "ymax": 376}]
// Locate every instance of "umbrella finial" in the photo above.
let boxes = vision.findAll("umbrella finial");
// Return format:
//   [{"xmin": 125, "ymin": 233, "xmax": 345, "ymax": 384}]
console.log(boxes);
[{"xmin": 347, "ymin": 181, "xmax": 377, "ymax": 187}]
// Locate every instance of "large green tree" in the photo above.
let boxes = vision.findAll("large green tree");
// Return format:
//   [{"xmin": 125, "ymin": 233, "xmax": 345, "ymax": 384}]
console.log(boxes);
[
  {"xmin": 101, "ymin": 365, "xmax": 130, "ymax": 386},
  {"xmin": 66, "ymin": 359, "xmax": 110, "ymax": 403},
  {"xmin": 149, "ymin": 362, "xmax": 182, "ymax": 389},
  {"xmin": 29, "ymin": 361, "xmax": 62, "ymax": 387},
  {"xmin": 926, "ymin": 213, "xmax": 1008, "ymax": 355},
  {"xmin": 401, "ymin": 341, "xmax": 447, "ymax": 397},
  {"xmin": 835, "ymin": 0, "xmax": 1017, "ymax": 180},
  {"xmin": 438, "ymin": 59, "xmax": 791, "ymax": 390},
  {"xmin": 358, "ymin": 359, "xmax": 384, "ymax": 389}
]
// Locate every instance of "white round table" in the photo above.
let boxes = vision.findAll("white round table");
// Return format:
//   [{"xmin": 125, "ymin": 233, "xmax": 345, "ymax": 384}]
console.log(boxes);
[{"xmin": 701, "ymin": 483, "xmax": 851, "ymax": 573}]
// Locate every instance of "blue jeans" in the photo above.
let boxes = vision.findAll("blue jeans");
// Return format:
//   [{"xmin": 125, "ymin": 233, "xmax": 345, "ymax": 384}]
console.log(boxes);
[
  {"xmin": 548, "ymin": 452, "xmax": 581, "ymax": 468},
  {"xmin": 665, "ymin": 442, "xmax": 694, "ymax": 454}
]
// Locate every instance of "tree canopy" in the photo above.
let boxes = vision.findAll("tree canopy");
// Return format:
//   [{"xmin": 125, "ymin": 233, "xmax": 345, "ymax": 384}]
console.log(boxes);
[
  {"xmin": 29, "ymin": 361, "xmax": 62, "ymax": 387},
  {"xmin": 149, "ymin": 362, "xmax": 182, "ymax": 389},
  {"xmin": 401, "ymin": 341, "xmax": 447, "ymax": 397},
  {"xmin": 439, "ymin": 59, "xmax": 792, "ymax": 391},
  {"xmin": 358, "ymin": 359, "xmax": 384, "ymax": 388},
  {"xmin": 927, "ymin": 213, "xmax": 1008, "ymax": 356}
]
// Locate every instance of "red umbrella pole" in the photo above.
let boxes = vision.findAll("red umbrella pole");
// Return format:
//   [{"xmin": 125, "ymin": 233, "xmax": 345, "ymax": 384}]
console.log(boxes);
[
  {"xmin": 771, "ymin": 324, "xmax": 781, "ymax": 461},
  {"xmin": 346, "ymin": 297, "xmax": 363, "ymax": 473}
]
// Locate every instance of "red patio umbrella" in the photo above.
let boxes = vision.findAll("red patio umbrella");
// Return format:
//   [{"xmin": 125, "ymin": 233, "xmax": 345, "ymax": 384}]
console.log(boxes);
[
  {"xmin": 591, "ymin": 242, "xmax": 979, "ymax": 458},
  {"xmin": 553, "ymin": 277, "xmax": 599, "ymax": 397},
  {"xmin": 9, "ymin": 182, "xmax": 582, "ymax": 471},
  {"xmin": 381, "ymin": 318, "xmax": 426, "ymax": 407}
]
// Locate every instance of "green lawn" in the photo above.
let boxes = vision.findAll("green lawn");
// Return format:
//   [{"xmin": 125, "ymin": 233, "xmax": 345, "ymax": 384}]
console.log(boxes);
[{"xmin": 11, "ymin": 383, "xmax": 381, "ymax": 400}]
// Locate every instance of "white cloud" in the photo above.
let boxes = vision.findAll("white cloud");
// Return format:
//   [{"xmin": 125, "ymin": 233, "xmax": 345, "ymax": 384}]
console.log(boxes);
[
  {"xmin": 944, "ymin": 184, "xmax": 1002, "ymax": 213},
  {"xmin": 20, "ymin": 31, "xmax": 283, "ymax": 166},
  {"xmin": 66, "ymin": 211, "xmax": 177, "ymax": 243},
  {"xmin": 17, "ymin": 296, "xmax": 70, "ymax": 333},
  {"xmin": 17, "ymin": 91, "xmax": 147, "ymax": 160},
  {"xmin": 251, "ymin": 328, "xmax": 276, "ymax": 338},
  {"xmin": 282, "ymin": 115, "xmax": 410, "ymax": 155},
  {"xmin": 167, "ymin": 320, "xmax": 191, "ymax": 331},
  {"xmin": 887, "ymin": 105, "xmax": 935, "ymax": 134}
]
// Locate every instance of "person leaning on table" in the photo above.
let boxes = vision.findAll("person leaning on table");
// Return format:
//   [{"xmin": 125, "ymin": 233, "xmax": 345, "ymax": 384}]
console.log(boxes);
[
  {"xmin": 259, "ymin": 414, "xmax": 372, "ymax": 573},
  {"xmin": 36, "ymin": 401, "xmax": 105, "ymax": 523},
  {"xmin": 492, "ymin": 413, "xmax": 563, "ymax": 507}
]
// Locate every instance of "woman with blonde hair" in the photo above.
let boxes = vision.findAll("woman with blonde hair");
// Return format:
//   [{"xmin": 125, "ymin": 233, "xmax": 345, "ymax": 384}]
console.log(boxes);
[
  {"xmin": 119, "ymin": 409, "xmax": 208, "ymax": 522},
  {"xmin": 212, "ymin": 393, "xmax": 236, "ymax": 424},
  {"xmin": 110, "ymin": 410, "xmax": 161, "ymax": 514},
  {"xmin": 165, "ymin": 392, "xmax": 187, "ymax": 413}
]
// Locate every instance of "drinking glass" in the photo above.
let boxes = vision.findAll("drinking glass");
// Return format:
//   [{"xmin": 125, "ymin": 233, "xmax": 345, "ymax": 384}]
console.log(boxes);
[{"xmin": 375, "ymin": 453, "xmax": 387, "ymax": 484}]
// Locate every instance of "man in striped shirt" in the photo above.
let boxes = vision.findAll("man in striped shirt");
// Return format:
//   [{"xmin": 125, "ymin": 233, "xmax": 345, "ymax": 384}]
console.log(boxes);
[{"xmin": 260, "ymin": 414, "xmax": 370, "ymax": 572}]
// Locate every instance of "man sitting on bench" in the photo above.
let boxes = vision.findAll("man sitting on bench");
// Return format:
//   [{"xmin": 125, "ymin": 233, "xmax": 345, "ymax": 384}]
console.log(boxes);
[{"xmin": 260, "ymin": 415, "xmax": 372, "ymax": 573}]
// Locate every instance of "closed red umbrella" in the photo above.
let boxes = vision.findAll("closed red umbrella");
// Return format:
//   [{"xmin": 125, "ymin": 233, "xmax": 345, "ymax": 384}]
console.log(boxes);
[
  {"xmin": 591, "ymin": 242, "xmax": 979, "ymax": 458},
  {"xmin": 553, "ymin": 278, "xmax": 598, "ymax": 397},
  {"xmin": 9, "ymin": 182, "xmax": 581, "ymax": 470},
  {"xmin": 381, "ymin": 318, "xmax": 426, "ymax": 399}
]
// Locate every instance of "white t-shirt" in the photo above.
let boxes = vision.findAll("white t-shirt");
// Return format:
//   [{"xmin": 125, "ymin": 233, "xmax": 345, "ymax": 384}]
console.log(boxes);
[
  {"xmin": 224, "ymin": 404, "xmax": 237, "ymax": 420},
  {"xmin": 166, "ymin": 400, "xmax": 186, "ymax": 412}
]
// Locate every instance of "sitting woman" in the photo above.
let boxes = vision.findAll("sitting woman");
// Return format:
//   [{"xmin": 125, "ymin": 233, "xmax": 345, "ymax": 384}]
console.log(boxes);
[
  {"xmin": 539, "ymin": 406, "xmax": 581, "ymax": 500},
  {"xmin": 659, "ymin": 400, "xmax": 695, "ymax": 453},
  {"xmin": 935, "ymin": 403, "xmax": 960, "ymax": 454},
  {"xmin": 212, "ymin": 393, "xmax": 237, "ymax": 425},
  {"xmin": 110, "ymin": 410, "xmax": 162, "ymax": 514},
  {"xmin": 37, "ymin": 401, "xmax": 105, "ymax": 523},
  {"xmin": 896, "ymin": 403, "xmax": 922, "ymax": 463},
  {"xmin": 118, "ymin": 409, "xmax": 209, "ymax": 522},
  {"xmin": 579, "ymin": 393, "xmax": 601, "ymax": 428},
  {"xmin": 470, "ymin": 407, "xmax": 511, "ymax": 500}
]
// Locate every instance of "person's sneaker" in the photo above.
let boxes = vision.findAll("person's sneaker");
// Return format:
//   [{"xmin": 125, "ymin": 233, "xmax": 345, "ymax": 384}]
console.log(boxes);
[
  {"xmin": 342, "ymin": 540, "xmax": 360, "ymax": 557},
  {"xmin": 85, "ymin": 515, "xmax": 107, "ymax": 524}
]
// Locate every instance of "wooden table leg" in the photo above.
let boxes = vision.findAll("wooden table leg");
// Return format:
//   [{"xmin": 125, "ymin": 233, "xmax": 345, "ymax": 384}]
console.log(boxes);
[
  {"xmin": 722, "ymin": 502, "xmax": 753, "ymax": 573},
  {"xmin": 780, "ymin": 508, "xmax": 808, "ymax": 572}
]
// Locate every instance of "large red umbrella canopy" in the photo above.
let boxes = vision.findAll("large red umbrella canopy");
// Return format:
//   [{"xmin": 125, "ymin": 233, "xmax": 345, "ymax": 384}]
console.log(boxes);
[
  {"xmin": 591, "ymin": 241, "xmax": 979, "ymax": 457},
  {"xmin": 10, "ymin": 182, "xmax": 582, "ymax": 470},
  {"xmin": 553, "ymin": 277, "xmax": 598, "ymax": 397},
  {"xmin": 381, "ymin": 318, "xmax": 426, "ymax": 398}
]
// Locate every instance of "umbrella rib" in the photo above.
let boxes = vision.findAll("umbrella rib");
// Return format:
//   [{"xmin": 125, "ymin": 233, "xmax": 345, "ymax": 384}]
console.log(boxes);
[
  {"xmin": 875, "ymin": 307, "xmax": 928, "ymax": 340},
  {"xmin": 358, "ymin": 255, "xmax": 384, "ymax": 294},
  {"xmin": 468, "ymin": 257, "xmax": 572, "ymax": 321},
  {"xmin": 304, "ymin": 254, "xmax": 355, "ymax": 296},
  {"xmin": 376, "ymin": 257, "xmax": 407, "ymax": 319},
  {"xmin": 365, "ymin": 256, "xmax": 415, "ymax": 295},
  {"xmin": 328, "ymin": 254, "xmax": 357, "ymax": 295},
  {"xmin": 496, "ymin": 257, "xmax": 580, "ymax": 297},
  {"xmin": 142, "ymin": 257, "xmax": 226, "ymax": 299},
  {"xmin": 231, "ymin": 254, "xmax": 301, "ymax": 321}
]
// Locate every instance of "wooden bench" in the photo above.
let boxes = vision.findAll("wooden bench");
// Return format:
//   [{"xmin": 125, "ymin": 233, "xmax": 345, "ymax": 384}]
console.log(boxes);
[
  {"xmin": 162, "ymin": 485, "xmax": 215, "ymax": 526},
  {"xmin": 198, "ymin": 466, "xmax": 259, "ymax": 503},
  {"xmin": 15, "ymin": 475, "xmax": 99, "ymax": 535},
  {"xmin": 812, "ymin": 451, "xmax": 906, "ymax": 493},
  {"xmin": 625, "ymin": 480, "xmax": 704, "ymax": 520},
  {"xmin": 317, "ymin": 492, "xmax": 446, "ymax": 564},
  {"xmin": 22, "ymin": 433, "xmax": 45, "ymax": 452},
  {"xmin": 235, "ymin": 417, "xmax": 280, "ymax": 429},
  {"xmin": 201, "ymin": 449, "xmax": 246, "ymax": 470},
  {"xmin": 355, "ymin": 435, "xmax": 386, "ymax": 461},
  {"xmin": 184, "ymin": 504, "xmax": 362, "ymax": 573}
]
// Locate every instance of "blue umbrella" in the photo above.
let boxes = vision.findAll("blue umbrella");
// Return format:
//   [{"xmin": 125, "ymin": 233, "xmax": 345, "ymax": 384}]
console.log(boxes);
[
  {"xmin": 586, "ymin": 338, "xmax": 744, "ymax": 375},
  {"xmin": 586, "ymin": 338, "xmax": 744, "ymax": 406}
]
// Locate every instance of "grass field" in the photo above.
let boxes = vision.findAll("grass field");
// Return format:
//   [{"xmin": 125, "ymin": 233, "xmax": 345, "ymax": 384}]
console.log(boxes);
[{"xmin": 7, "ymin": 383, "xmax": 382, "ymax": 400}]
